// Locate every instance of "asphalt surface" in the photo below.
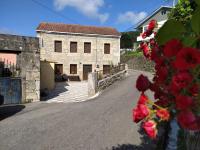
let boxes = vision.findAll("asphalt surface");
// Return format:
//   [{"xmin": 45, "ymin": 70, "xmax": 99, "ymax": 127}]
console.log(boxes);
[{"xmin": 0, "ymin": 70, "xmax": 154, "ymax": 150}]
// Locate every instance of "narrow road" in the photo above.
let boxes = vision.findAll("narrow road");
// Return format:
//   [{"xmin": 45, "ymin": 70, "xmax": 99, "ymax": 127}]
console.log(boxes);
[{"xmin": 0, "ymin": 70, "xmax": 154, "ymax": 150}]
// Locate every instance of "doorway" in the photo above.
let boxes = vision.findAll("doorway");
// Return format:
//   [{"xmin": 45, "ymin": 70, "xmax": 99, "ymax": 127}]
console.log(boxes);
[{"xmin": 83, "ymin": 64, "xmax": 92, "ymax": 80}]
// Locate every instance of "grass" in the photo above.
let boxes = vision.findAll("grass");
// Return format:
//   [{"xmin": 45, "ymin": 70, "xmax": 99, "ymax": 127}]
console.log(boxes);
[{"xmin": 124, "ymin": 50, "xmax": 143, "ymax": 57}]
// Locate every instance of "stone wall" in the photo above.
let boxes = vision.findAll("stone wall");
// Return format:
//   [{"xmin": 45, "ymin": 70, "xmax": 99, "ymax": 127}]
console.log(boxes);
[
  {"xmin": 0, "ymin": 34, "xmax": 40, "ymax": 103},
  {"xmin": 124, "ymin": 56, "xmax": 155, "ymax": 72},
  {"xmin": 37, "ymin": 32, "xmax": 120, "ymax": 80}
]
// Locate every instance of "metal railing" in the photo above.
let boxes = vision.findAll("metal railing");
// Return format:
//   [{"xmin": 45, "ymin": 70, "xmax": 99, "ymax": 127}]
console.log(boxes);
[{"xmin": 0, "ymin": 58, "xmax": 20, "ymax": 77}]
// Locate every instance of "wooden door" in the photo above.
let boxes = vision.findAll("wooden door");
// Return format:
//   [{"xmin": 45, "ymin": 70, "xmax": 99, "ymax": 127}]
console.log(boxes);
[
  {"xmin": 55, "ymin": 64, "xmax": 63, "ymax": 75},
  {"xmin": 83, "ymin": 65, "xmax": 92, "ymax": 80}
]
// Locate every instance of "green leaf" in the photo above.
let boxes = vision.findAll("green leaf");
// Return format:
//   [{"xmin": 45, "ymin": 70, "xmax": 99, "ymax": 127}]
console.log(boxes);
[
  {"xmin": 182, "ymin": 36, "xmax": 197, "ymax": 47},
  {"xmin": 191, "ymin": 7, "xmax": 200, "ymax": 34},
  {"xmin": 195, "ymin": 0, "xmax": 200, "ymax": 5},
  {"xmin": 155, "ymin": 19, "xmax": 186, "ymax": 45}
]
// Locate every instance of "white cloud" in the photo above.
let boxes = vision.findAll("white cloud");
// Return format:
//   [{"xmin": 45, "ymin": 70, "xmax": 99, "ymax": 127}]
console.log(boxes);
[
  {"xmin": 117, "ymin": 11, "xmax": 147, "ymax": 25},
  {"xmin": 54, "ymin": 0, "xmax": 109, "ymax": 23}
]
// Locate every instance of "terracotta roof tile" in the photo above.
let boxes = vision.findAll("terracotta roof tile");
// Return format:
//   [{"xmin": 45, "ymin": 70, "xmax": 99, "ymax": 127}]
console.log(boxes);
[{"xmin": 36, "ymin": 22, "xmax": 121, "ymax": 36}]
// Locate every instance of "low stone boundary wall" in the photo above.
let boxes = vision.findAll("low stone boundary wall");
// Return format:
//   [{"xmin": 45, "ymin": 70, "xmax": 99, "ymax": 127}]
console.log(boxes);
[
  {"xmin": 88, "ymin": 68, "xmax": 127, "ymax": 97},
  {"xmin": 97, "ymin": 70, "xmax": 127, "ymax": 91}
]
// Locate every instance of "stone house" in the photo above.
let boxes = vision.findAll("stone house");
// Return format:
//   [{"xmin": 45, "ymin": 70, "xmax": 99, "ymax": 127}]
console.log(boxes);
[
  {"xmin": 136, "ymin": 6, "xmax": 172, "ymax": 42},
  {"xmin": 36, "ymin": 23, "xmax": 121, "ymax": 81},
  {"xmin": 0, "ymin": 34, "xmax": 40, "ymax": 104}
]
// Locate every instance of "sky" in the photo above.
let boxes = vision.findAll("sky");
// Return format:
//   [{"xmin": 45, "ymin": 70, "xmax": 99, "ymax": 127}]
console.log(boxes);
[{"xmin": 0, "ymin": 0, "xmax": 173, "ymax": 36}]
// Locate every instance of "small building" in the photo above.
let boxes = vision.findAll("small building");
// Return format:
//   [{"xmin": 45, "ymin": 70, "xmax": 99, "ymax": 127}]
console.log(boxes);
[
  {"xmin": 136, "ymin": 6, "xmax": 172, "ymax": 42},
  {"xmin": 0, "ymin": 34, "xmax": 40, "ymax": 104},
  {"xmin": 36, "ymin": 23, "xmax": 121, "ymax": 81}
]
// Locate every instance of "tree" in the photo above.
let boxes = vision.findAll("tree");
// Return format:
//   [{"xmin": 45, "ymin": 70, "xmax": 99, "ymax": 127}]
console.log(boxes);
[{"xmin": 120, "ymin": 31, "xmax": 140, "ymax": 49}]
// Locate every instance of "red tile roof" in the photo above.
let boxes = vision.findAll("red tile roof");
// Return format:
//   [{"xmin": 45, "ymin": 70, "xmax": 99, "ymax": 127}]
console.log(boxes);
[{"xmin": 36, "ymin": 22, "xmax": 121, "ymax": 36}]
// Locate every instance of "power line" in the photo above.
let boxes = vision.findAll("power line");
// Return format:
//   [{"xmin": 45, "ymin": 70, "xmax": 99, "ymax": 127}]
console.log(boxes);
[{"xmin": 30, "ymin": 0, "xmax": 79, "ymax": 24}]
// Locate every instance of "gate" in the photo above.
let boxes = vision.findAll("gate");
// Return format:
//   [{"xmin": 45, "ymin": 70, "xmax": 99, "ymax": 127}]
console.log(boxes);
[{"xmin": 0, "ymin": 78, "xmax": 21, "ymax": 104}]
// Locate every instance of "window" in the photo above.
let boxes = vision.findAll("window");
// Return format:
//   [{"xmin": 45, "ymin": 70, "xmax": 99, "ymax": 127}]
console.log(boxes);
[
  {"xmin": 104, "ymin": 43, "xmax": 110, "ymax": 54},
  {"xmin": 54, "ymin": 41, "xmax": 62, "ymax": 52},
  {"xmin": 70, "ymin": 64, "xmax": 77, "ymax": 74},
  {"xmin": 161, "ymin": 10, "xmax": 166, "ymax": 15},
  {"xmin": 84, "ymin": 42, "xmax": 91, "ymax": 53},
  {"xmin": 70, "ymin": 42, "xmax": 77, "ymax": 53},
  {"xmin": 103, "ymin": 65, "xmax": 111, "ymax": 74},
  {"xmin": 55, "ymin": 64, "xmax": 63, "ymax": 75}
]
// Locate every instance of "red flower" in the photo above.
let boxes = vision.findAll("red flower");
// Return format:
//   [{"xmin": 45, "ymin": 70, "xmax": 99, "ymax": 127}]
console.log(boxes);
[
  {"xmin": 151, "ymin": 46, "xmax": 160, "ymax": 62},
  {"xmin": 140, "ymin": 42, "xmax": 151, "ymax": 58},
  {"xmin": 141, "ymin": 32, "xmax": 147, "ymax": 39},
  {"xmin": 133, "ymin": 104, "xmax": 150, "ymax": 123},
  {"xmin": 189, "ymin": 84, "xmax": 199, "ymax": 96},
  {"xmin": 170, "ymin": 71, "xmax": 193, "ymax": 94},
  {"xmin": 156, "ymin": 66, "xmax": 168, "ymax": 83},
  {"xmin": 174, "ymin": 47, "xmax": 200, "ymax": 70},
  {"xmin": 148, "ymin": 20, "xmax": 157, "ymax": 31},
  {"xmin": 138, "ymin": 93, "xmax": 149, "ymax": 104},
  {"xmin": 154, "ymin": 98, "xmax": 171, "ymax": 107},
  {"xmin": 156, "ymin": 109, "xmax": 170, "ymax": 121},
  {"xmin": 136, "ymin": 74, "xmax": 151, "ymax": 92},
  {"xmin": 163, "ymin": 39, "xmax": 182, "ymax": 57},
  {"xmin": 176, "ymin": 95, "xmax": 193, "ymax": 110},
  {"xmin": 150, "ymin": 39, "xmax": 156, "ymax": 46},
  {"xmin": 142, "ymin": 120, "xmax": 157, "ymax": 139},
  {"xmin": 177, "ymin": 110, "xmax": 199, "ymax": 130}
]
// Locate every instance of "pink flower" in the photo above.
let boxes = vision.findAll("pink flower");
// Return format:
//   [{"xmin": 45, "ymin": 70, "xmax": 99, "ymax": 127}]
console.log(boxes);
[
  {"xmin": 138, "ymin": 93, "xmax": 149, "ymax": 105},
  {"xmin": 133, "ymin": 104, "xmax": 150, "ymax": 123},
  {"xmin": 142, "ymin": 120, "xmax": 157, "ymax": 139},
  {"xmin": 156, "ymin": 109, "xmax": 170, "ymax": 121}
]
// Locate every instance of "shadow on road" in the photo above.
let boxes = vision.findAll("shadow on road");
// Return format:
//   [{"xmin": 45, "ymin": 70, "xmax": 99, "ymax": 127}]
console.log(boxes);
[
  {"xmin": 0, "ymin": 105, "xmax": 25, "ymax": 121},
  {"xmin": 106, "ymin": 128, "xmax": 155, "ymax": 150},
  {"xmin": 41, "ymin": 82, "xmax": 69, "ymax": 101}
]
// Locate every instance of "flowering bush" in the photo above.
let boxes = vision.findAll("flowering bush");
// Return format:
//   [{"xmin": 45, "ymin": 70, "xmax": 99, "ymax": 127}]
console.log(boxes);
[{"xmin": 133, "ymin": 0, "xmax": 200, "ymax": 139}]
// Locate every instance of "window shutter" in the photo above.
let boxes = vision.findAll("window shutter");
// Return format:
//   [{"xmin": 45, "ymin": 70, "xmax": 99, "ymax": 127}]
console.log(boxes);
[
  {"xmin": 104, "ymin": 43, "xmax": 110, "ymax": 54},
  {"xmin": 55, "ymin": 41, "xmax": 62, "ymax": 52},
  {"xmin": 84, "ymin": 42, "xmax": 91, "ymax": 53},
  {"xmin": 103, "ymin": 65, "xmax": 111, "ymax": 74},
  {"xmin": 70, "ymin": 64, "xmax": 77, "ymax": 74},
  {"xmin": 70, "ymin": 42, "xmax": 77, "ymax": 53}
]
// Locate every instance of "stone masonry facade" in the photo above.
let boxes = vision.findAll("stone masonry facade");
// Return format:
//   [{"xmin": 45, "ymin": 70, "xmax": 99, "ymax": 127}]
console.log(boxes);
[
  {"xmin": 0, "ymin": 34, "xmax": 40, "ymax": 103},
  {"xmin": 37, "ymin": 23, "xmax": 121, "ymax": 80}
]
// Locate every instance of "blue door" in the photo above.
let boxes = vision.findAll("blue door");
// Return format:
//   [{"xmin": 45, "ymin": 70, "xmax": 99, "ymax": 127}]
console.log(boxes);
[{"xmin": 0, "ymin": 78, "xmax": 21, "ymax": 104}]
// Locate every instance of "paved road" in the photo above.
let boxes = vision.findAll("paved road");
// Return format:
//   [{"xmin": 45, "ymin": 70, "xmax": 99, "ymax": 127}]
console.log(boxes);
[{"xmin": 0, "ymin": 70, "xmax": 154, "ymax": 150}]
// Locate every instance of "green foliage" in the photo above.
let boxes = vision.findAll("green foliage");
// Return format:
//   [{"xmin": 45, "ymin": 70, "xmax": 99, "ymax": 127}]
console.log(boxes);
[
  {"xmin": 157, "ymin": 0, "xmax": 200, "ymax": 46},
  {"xmin": 191, "ymin": 6, "xmax": 200, "ymax": 33},
  {"xmin": 156, "ymin": 19, "xmax": 186, "ymax": 45},
  {"xmin": 195, "ymin": 0, "xmax": 200, "ymax": 5},
  {"xmin": 124, "ymin": 50, "xmax": 143, "ymax": 57},
  {"xmin": 120, "ymin": 50, "xmax": 143, "ymax": 63},
  {"xmin": 120, "ymin": 31, "xmax": 140, "ymax": 49},
  {"xmin": 168, "ymin": 0, "xmax": 195, "ymax": 24}
]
